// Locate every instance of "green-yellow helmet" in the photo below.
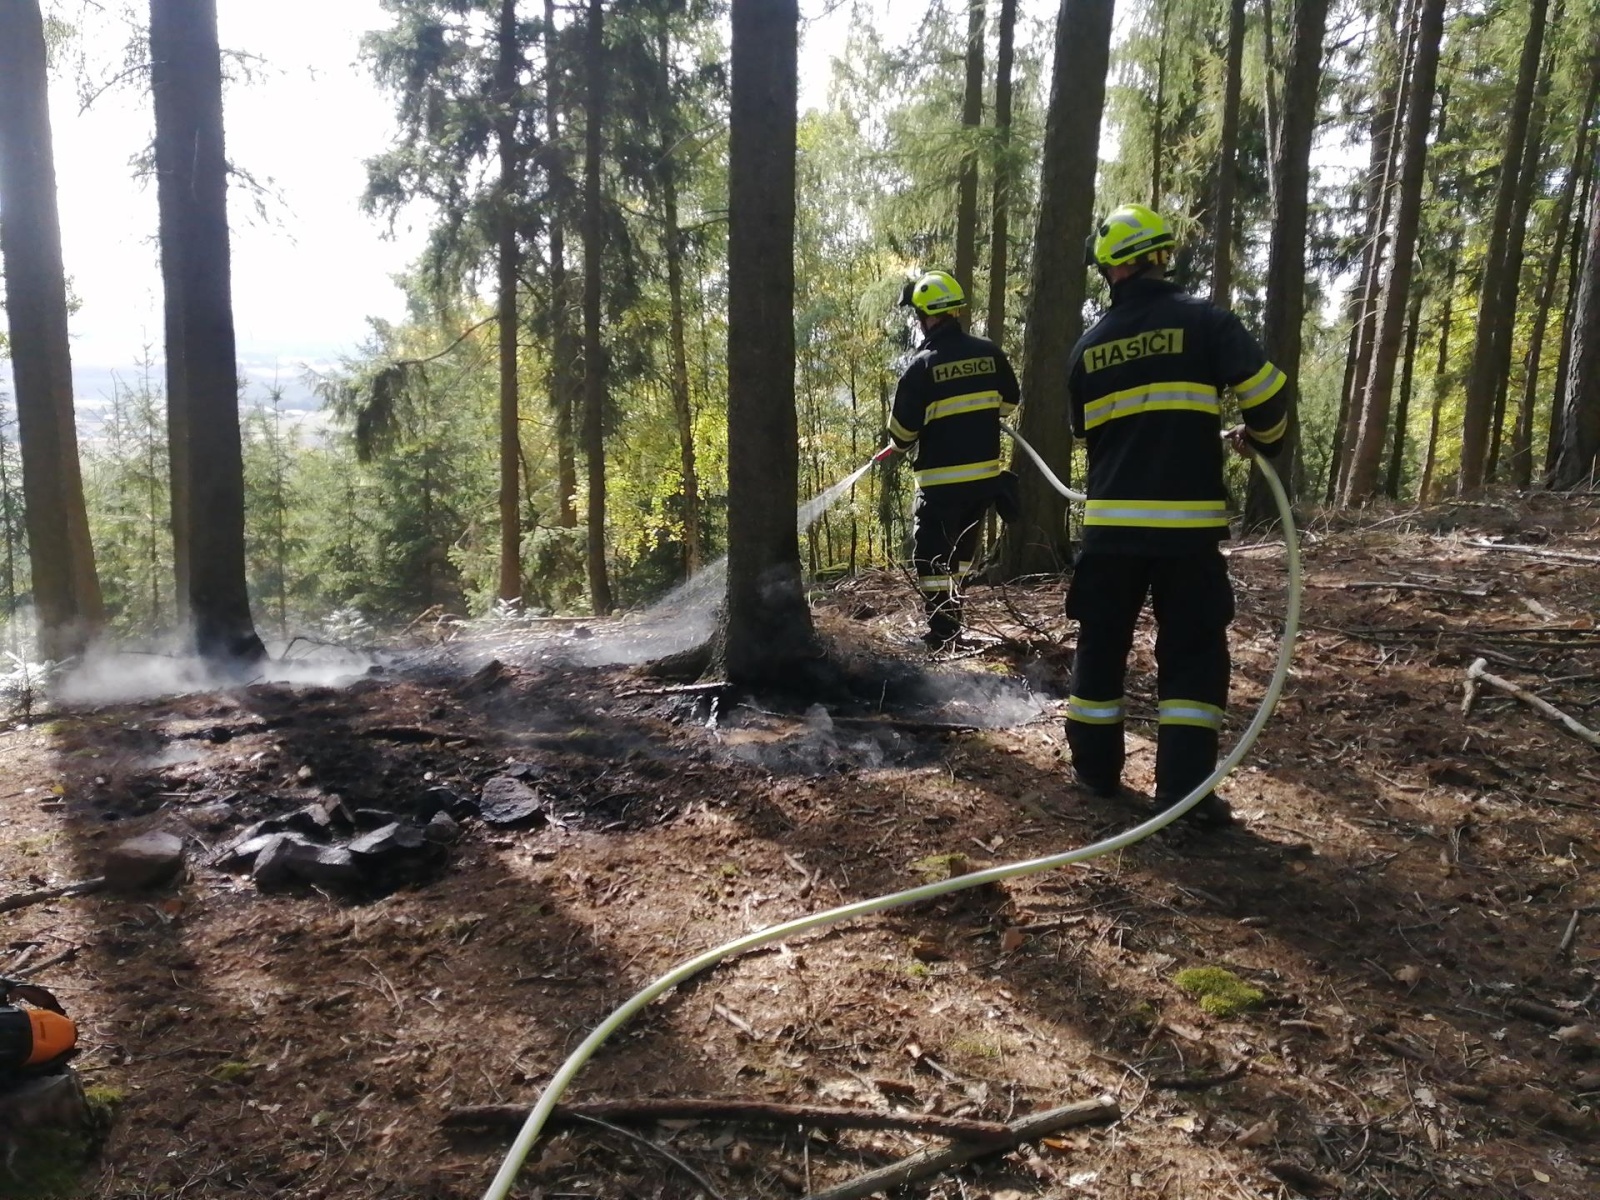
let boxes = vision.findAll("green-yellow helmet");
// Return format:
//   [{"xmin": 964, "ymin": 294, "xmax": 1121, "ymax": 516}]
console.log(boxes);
[
  {"xmin": 1087, "ymin": 203, "xmax": 1177, "ymax": 268},
  {"xmin": 902, "ymin": 270, "xmax": 966, "ymax": 316}
]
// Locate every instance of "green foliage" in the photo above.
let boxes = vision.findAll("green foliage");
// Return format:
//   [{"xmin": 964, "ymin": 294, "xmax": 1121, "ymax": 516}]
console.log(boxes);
[
  {"xmin": 82, "ymin": 358, "xmax": 172, "ymax": 637},
  {"xmin": 1174, "ymin": 965, "xmax": 1265, "ymax": 1017}
]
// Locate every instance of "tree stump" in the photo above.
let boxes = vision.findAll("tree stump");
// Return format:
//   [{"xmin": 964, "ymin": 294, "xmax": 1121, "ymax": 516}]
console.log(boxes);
[{"xmin": 0, "ymin": 1069, "xmax": 106, "ymax": 1198}]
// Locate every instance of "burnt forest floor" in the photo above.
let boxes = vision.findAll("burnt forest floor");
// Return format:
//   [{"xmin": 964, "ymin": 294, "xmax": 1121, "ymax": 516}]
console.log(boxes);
[{"xmin": 3, "ymin": 494, "xmax": 1600, "ymax": 1200}]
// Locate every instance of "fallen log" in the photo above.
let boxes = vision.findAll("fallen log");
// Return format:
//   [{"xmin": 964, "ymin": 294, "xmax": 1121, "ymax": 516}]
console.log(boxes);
[
  {"xmin": 0, "ymin": 879, "xmax": 104, "ymax": 916},
  {"xmin": 1464, "ymin": 538, "xmax": 1600, "ymax": 565},
  {"xmin": 798, "ymin": 1095, "xmax": 1120, "ymax": 1200},
  {"xmin": 1465, "ymin": 658, "xmax": 1600, "ymax": 750},
  {"xmin": 442, "ymin": 1097, "xmax": 1016, "ymax": 1144}
]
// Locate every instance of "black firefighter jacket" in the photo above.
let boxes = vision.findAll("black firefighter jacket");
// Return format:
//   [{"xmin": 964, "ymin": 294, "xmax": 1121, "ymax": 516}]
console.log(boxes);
[{"xmin": 1067, "ymin": 276, "xmax": 1288, "ymax": 554}]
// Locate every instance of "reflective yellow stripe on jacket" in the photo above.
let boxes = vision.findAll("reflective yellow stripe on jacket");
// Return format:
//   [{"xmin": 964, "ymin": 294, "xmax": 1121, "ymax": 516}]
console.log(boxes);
[
  {"xmin": 1083, "ymin": 382, "xmax": 1220, "ymax": 430},
  {"xmin": 926, "ymin": 391, "xmax": 1001, "ymax": 421},
  {"xmin": 1234, "ymin": 362, "xmax": 1286, "ymax": 409},
  {"xmin": 1084, "ymin": 499, "xmax": 1231, "ymax": 529},
  {"xmin": 916, "ymin": 458, "xmax": 1001, "ymax": 487}
]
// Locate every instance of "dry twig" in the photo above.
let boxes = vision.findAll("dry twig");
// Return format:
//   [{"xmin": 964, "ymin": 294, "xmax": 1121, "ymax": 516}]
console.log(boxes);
[
  {"xmin": 0, "ymin": 879, "xmax": 104, "ymax": 915},
  {"xmin": 442, "ymin": 1098, "xmax": 1017, "ymax": 1144},
  {"xmin": 1465, "ymin": 658, "xmax": 1600, "ymax": 750},
  {"xmin": 797, "ymin": 1096, "xmax": 1120, "ymax": 1200}
]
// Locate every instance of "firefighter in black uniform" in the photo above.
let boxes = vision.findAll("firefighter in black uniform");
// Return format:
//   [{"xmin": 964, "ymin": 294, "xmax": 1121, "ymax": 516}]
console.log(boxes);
[
  {"xmin": 1066, "ymin": 205, "xmax": 1288, "ymax": 826},
  {"xmin": 883, "ymin": 271, "xmax": 1021, "ymax": 649}
]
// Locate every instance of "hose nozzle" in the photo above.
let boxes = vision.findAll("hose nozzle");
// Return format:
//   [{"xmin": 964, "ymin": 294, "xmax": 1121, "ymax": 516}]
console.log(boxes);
[{"xmin": 872, "ymin": 443, "xmax": 899, "ymax": 464}]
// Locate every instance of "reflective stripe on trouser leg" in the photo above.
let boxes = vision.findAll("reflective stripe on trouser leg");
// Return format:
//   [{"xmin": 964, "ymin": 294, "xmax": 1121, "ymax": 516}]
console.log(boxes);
[
  {"xmin": 914, "ymin": 483, "xmax": 993, "ymax": 642},
  {"xmin": 1149, "ymin": 552, "xmax": 1233, "ymax": 799},
  {"xmin": 1065, "ymin": 555, "xmax": 1151, "ymax": 790}
]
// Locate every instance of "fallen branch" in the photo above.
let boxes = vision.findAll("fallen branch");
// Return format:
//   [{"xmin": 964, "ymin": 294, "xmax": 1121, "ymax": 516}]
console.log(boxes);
[
  {"xmin": 799, "ymin": 1096, "xmax": 1120, "ymax": 1200},
  {"xmin": 1323, "ymin": 580, "xmax": 1490, "ymax": 598},
  {"xmin": 1150, "ymin": 1059, "xmax": 1249, "ymax": 1090},
  {"xmin": 1465, "ymin": 658, "xmax": 1600, "ymax": 750},
  {"xmin": 829, "ymin": 715, "xmax": 980, "ymax": 735},
  {"xmin": 442, "ymin": 1098, "xmax": 1016, "ymax": 1144},
  {"xmin": 616, "ymin": 681, "xmax": 731, "ymax": 699},
  {"xmin": 0, "ymin": 879, "xmax": 104, "ymax": 915},
  {"xmin": 1464, "ymin": 538, "xmax": 1600, "ymax": 565}
]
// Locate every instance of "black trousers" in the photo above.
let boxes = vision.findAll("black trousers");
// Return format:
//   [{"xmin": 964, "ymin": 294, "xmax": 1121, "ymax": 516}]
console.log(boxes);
[
  {"xmin": 1064, "ymin": 550, "xmax": 1234, "ymax": 798},
  {"xmin": 911, "ymin": 474, "xmax": 1019, "ymax": 640}
]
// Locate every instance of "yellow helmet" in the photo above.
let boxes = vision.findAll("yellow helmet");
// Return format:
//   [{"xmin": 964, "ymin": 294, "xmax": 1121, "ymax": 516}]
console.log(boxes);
[
  {"xmin": 901, "ymin": 270, "xmax": 966, "ymax": 316},
  {"xmin": 1087, "ymin": 204, "xmax": 1176, "ymax": 268}
]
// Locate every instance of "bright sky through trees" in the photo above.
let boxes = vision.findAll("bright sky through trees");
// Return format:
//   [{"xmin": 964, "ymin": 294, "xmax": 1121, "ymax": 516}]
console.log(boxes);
[{"xmin": 20, "ymin": 0, "xmax": 1053, "ymax": 416}]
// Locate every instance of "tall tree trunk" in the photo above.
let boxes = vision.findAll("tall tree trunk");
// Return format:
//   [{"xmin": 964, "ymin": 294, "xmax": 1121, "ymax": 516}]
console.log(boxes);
[
  {"xmin": 986, "ymin": 0, "xmax": 1017, "ymax": 339},
  {"xmin": 1417, "ymin": 231, "xmax": 1459, "ymax": 501},
  {"xmin": 1486, "ymin": 18, "xmax": 1560, "ymax": 484},
  {"xmin": 1211, "ymin": 0, "xmax": 1247, "ymax": 305},
  {"xmin": 1549, "ymin": 160, "xmax": 1600, "ymax": 487},
  {"xmin": 1514, "ymin": 71, "xmax": 1597, "ymax": 490},
  {"xmin": 581, "ymin": 0, "xmax": 614, "ymax": 614},
  {"xmin": 955, "ymin": 0, "xmax": 985, "ymax": 293},
  {"xmin": 658, "ymin": 29, "xmax": 703, "ymax": 574},
  {"xmin": 1245, "ymin": 0, "xmax": 1330, "ymax": 526},
  {"xmin": 1001, "ymin": 0, "xmax": 1115, "ymax": 576},
  {"xmin": 1261, "ymin": 0, "xmax": 1280, "ymax": 213},
  {"xmin": 1342, "ymin": 0, "xmax": 1444, "ymax": 505},
  {"xmin": 149, "ymin": 0, "xmax": 262, "ymax": 662},
  {"xmin": 1151, "ymin": 1, "xmax": 1169, "ymax": 207},
  {"xmin": 0, "ymin": 0, "xmax": 104, "ymax": 659},
  {"xmin": 545, "ymin": 0, "xmax": 579, "ymax": 529},
  {"xmin": 1458, "ymin": 0, "xmax": 1550, "ymax": 493},
  {"xmin": 1331, "ymin": 0, "xmax": 1408, "ymax": 502},
  {"xmin": 495, "ymin": 0, "xmax": 522, "ymax": 605},
  {"xmin": 1384, "ymin": 285, "xmax": 1425, "ymax": 498},
  {"xmin": 1548, "ymin": 136, "xmax": 1597, "ymax": 474},
  {"xmin": 717, "ymin": 0, "xmax": 816, "ymax": 682}
]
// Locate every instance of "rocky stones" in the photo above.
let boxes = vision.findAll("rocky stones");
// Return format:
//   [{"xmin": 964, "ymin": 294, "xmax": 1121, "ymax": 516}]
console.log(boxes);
[
  {"xmin": 349, "ymin": 822, "xmax": 426, "ymax": 858},
  {"xmin": 103, "ymin": 831, "xmax": 186, "ymax": 891},
  {"xmin": 424, "ymin": 811, "xmax": 461, "ymax": 845},
  {"xmin": 477, "ymin": 775, "xmax": 547, "ymax": 827}
]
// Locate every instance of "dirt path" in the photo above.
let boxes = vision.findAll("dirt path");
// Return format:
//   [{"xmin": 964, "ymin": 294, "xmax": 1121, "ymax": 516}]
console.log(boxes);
[{"xmin": 2, "ymin": 498, "xmax": 1598, "ymax": 1199}]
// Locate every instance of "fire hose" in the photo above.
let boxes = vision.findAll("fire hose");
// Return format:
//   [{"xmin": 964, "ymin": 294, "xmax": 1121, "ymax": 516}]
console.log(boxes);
[{"xmin": 482, "ymin": 430, "xmax": 1300, "ymax": 1200}]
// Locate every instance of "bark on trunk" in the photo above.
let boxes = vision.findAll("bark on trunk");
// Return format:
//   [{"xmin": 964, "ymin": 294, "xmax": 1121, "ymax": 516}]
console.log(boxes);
[
  {"xmin": 0, "ymin": 0, "xmax": 104, "ymax": 659},
  {"xmin": 1548, "ymin": 139, "xmax": 1597, "ymax": 474},
  {"xmin": 717, "ymin": 0, "xmax": 818, "ymax": 683},
  {"xmin": 150, "ymin": 0, "xmax": 262, "ymax": 662},
  {"xmin": 1458, "ymin": 0, "xmax": 1550, "ymax": 494},
  {"xmin": 581, "ymin": 0, "xmax": 614, "ymax": 614},
  {"xmin": 1486, "ymin": 20, "xmax": 1560, "ymax": 484},
  {"xmin": 545, "ymin": 0, "xmax": 579, "ymax": 529},
  {"xmin": 495, "ymin": 0, "xmax": 522, "ymax": 605},
  {"xmin": 1245, "ymin": 0, "xmax": 1330, "ymax": 526},
  {"xmin": 658, "ymin": 28, "xmax": 703, "ymax": 574},
  {"xmin": 1331, "ymin": 0, "xmax": 1405, "ymax": 502},
  {"xmin": 1384, "ymin": 285, "xmax": 1425, "ymax": 498},
  {"xmin": 1549, "ymin": 159, "xmax": 1600, "ymax": 488},
  {"xmin": 955, "ymin": 0, "xmax": 985, "ymax": 296},
  {"xmin": 1417, "ymin": 232, "xmax": 1459, "ymax": 502},
  {"xmin": 985, "ymin": 0, "xmax": 1017, "ymax": 340},
  {"xmin": 1211, "ymin": 0, "xmax": 1247, "ymax": 306},
  {"xmin": 1513, "ymin": 71, "xmax": 1597, "ymax": 490},
  {"xmin": 1001, "ymin": 0, "xmax": 1114, "ymax": 576},
  {"xmin": 1342, "ymin": 0, "xmax": 1444, "ymax": 506}
]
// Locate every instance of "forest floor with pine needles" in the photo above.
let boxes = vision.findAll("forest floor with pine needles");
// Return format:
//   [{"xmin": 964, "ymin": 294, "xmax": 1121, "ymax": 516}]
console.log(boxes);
[{"xmin": 3, "ymin": 493, "xmax": 1600, "ymax": 1200}]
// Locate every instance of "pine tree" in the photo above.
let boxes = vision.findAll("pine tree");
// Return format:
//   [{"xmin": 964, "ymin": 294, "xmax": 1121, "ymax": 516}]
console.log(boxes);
[
  {"xmin": 716, "ymin": 0, "xmax": 816, "ymax": 682},
  {"xmin": 150, "ymin": 0, "xmax": 264, "ymax": 662},
  {"xmin": 0, "ymin": 0, "xmax": 104, "ymax": 658}
]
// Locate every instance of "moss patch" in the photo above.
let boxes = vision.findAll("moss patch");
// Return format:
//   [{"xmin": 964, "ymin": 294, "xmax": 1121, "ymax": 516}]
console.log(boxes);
[
  {"xmin": 1174, "ymin": 966, "xmax": 1265, "ymax": 1017},
  {"xmin": 210, "ymin": 1060, "xmax": 261, "ymax": 1084},
  {"xmin": 910, "ymin": 852, "xmax": 969, "ymax": 882}
]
